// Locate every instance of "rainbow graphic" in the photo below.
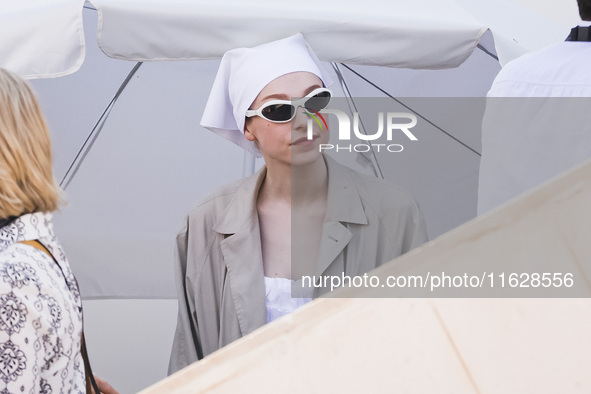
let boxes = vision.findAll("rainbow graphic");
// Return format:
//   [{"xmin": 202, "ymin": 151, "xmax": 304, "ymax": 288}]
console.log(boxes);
[{"xmin": 306, "ymin": 110, "xmax": 329, "ymax": 131}]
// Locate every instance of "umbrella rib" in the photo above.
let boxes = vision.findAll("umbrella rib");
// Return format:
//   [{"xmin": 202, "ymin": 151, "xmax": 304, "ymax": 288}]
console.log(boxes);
[
  {"xmin": 331, "ymin": 63, "xmax": 385, "ymax": 179},
  {"xmin": 476, "ymin": 43, "xmax": 499, "ymax": 61},
  {"xmin": 59, "ymin": 62, "xmax": 143, "ymax": 190},
  {"xmin": 83, "ymin": 0, "xmax": 97, "ymax": 11},
  {"xmin": 339, "ymin": 64, "xmax": 482, "ymax": 157}
]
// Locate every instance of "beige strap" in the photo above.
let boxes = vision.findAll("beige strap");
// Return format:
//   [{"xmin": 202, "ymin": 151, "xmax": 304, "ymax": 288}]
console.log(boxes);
[{"xmin": 19, "ymin": 240, "xmax": 52, "ymax": 257}]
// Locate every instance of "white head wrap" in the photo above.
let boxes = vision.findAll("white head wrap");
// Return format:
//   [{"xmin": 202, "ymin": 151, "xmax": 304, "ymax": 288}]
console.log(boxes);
[{"xmin": 200, "ymin": 33, "xmax": 333, "ymax": 157}]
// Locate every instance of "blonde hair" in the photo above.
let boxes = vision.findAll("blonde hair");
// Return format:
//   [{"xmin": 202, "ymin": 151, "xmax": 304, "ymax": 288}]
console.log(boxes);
[{"xmin": 0, "ymin": 68, "xmax": 61, "ymax": 218}]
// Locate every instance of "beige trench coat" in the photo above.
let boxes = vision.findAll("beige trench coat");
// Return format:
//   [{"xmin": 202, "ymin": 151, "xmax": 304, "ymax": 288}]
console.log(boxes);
[{"xmin": 168, "ymin": 155, "xmax": 428, "ymax": 373}]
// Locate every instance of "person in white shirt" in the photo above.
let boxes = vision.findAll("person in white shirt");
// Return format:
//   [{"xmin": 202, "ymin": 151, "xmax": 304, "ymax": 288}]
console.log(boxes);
[{"xmin": 477, "ymin": 0, "xmax": 591, "ymax": 214}]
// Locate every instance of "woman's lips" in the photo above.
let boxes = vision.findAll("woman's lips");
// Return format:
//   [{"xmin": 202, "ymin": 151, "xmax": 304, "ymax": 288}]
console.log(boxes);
[{"xmin": 291, "ymin": 135, "xmax": 318, "ymax": 145}]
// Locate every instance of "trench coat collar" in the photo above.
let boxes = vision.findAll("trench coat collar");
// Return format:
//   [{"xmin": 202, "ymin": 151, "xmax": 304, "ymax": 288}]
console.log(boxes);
[
  {"xmin": 213, "ymin": 167, "xmax": 266, "ymax": 235},
  {"xmin": 213, "ymin": 155, "xmax": 368, "ymax": 234}
]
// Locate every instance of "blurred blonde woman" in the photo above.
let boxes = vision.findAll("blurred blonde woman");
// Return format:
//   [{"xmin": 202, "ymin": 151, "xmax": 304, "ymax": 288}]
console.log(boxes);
[{"xmin": 0, "ymin": 68, "xmax": 116, "ymax": 393}]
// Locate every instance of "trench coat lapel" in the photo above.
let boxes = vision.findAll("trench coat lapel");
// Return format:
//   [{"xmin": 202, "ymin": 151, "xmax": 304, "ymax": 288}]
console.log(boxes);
[
  {"xmin": 213, "ymin": 169, "xmax": 268, "ymax": 336},
  {"xmin": 316, "ymin": 156, "xmax": 368, "ymax": 276}
]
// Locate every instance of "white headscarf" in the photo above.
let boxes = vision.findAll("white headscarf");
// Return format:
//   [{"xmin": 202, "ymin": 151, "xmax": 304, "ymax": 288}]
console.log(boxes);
[{"xmin": 200, "ymin": 33, "xmax": 333, "ymax": 157}]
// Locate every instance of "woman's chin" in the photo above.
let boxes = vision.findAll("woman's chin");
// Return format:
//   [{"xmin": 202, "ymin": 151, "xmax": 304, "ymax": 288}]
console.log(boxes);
[{"xmin": 290, "ymin": 148, "xmax": 323, "ymax": 167}]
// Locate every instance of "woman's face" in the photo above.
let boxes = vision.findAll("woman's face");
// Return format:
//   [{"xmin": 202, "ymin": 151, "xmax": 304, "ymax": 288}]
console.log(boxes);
[{"xmin": 244, "ymin": 72, "xmax": 329, "ymax": 167}]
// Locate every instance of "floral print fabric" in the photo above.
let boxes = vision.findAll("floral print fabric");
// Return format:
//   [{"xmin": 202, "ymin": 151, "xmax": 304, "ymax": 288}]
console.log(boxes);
[{"xmin": 0, "ymin": 213, "xmax": 84, "ymax": 393}]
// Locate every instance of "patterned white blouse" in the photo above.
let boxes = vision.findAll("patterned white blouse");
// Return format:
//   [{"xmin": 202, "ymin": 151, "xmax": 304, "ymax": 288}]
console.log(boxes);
[{"xmin": 0, "ymin": 212, "xmax": 85, "ymax": 393}]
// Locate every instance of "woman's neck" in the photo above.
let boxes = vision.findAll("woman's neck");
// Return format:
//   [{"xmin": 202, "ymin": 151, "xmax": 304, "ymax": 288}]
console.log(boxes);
[{"xmin": 260, "ymin": 155, "xmax": 328, "ymax": 205}]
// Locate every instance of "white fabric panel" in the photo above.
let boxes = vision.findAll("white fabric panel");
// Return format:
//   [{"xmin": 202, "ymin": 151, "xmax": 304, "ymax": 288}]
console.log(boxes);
[
  {"xmin": 92, "ymin": 0, "xmax": 488, "ymax": 69},
  {"xmin": 0, "ymin": 0, "xmax": 85, "ymax": 78}
]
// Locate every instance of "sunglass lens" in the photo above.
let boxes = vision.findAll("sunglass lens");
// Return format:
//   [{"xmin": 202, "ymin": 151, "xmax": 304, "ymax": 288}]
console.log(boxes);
[
  {"xmin": 304, "ymin": 91, "xmax": 331, "ymax": 112},
  {"xmin": 262, "ymin": 103, "xmax": 294, "ymax": 122}
]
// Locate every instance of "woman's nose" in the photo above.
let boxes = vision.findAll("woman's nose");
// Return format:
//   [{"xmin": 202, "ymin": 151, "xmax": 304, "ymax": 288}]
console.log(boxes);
[{"xmin": 292, "ymin": 105, "xmax": 309, "ymax": 131}]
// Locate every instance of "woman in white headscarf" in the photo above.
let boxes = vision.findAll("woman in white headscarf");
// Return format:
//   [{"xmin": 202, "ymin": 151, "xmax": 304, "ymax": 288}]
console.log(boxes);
[{"xmin": 168, "ymin": 34, "xmax": 427, "ymax": 373}]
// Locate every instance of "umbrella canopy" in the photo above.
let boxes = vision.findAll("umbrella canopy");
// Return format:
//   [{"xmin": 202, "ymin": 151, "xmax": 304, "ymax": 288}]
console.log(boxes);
[
  {"xmin": 1, "ymin": 0, "xmax": 577, "ymax": 79},
  {"xmin": 0, "ymin": 0, "xmax": 85, "ymax": 78}
]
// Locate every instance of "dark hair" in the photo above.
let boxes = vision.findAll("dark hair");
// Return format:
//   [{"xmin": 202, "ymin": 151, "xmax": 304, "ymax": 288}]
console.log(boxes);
[{"xmin": 578, "ymin": 0, "xmax": 591, "ymax": 20}]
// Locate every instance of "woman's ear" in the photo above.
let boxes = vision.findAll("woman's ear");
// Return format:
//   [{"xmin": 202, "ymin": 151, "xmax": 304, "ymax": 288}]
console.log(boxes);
[{"xmin": 244, "ymin": 123, "xmax": 256, "ymax": 142}]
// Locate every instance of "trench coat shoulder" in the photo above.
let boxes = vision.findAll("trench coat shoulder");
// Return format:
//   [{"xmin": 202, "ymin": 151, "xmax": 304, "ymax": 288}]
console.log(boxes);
[
  {"xmin": 328, "ymin": 158, "xmax": 425, "ymax": 224},
  {"xmin": 349, "ymin": 167, "xmax": 421, "ymax": 211},
  {"xmin": 325, "ymin": 157, "xmax": 428, "ymax": 251},
  {"xmin": 175, "ymin": 173, "xmax": 258, "ymax": 281},
  {"xmin": 181, "ymin": 175, "xmax": 253, "ymax": 230}
]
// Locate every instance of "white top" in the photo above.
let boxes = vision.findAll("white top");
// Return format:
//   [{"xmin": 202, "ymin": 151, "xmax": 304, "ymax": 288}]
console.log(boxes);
[
  {"xmin": 478, "ymin": 36, "xmax": 591, "ymax": 215},
  {"xmin": 0, "ymin": 212, "xmax": 85, "ymax": 393},
  {"xmin": 486, "ymin": 41, "xmax": 591, "ymax": 97},
  {"xmin": 264, "ymin": 277, "xmax": 312, "ymax": 324}
]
